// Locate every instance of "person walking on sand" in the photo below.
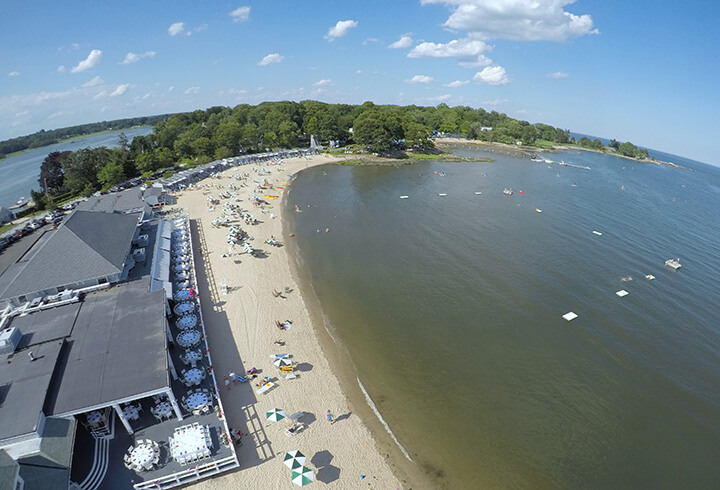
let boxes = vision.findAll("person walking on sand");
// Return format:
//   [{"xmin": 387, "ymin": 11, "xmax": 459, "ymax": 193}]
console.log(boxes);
[{"xmin": 327, "ymin": 410, "xmax": 335, "ymax": 424}]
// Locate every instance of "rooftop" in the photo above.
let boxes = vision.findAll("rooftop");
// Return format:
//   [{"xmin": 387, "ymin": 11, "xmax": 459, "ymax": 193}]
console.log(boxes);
[{"xmin": 0, "ymin": 210, "xmax": 140, "ymax": 302}]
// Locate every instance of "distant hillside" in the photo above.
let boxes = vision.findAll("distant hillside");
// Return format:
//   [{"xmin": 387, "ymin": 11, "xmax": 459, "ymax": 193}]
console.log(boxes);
[{"xmin": 0, "ymin": 114, "xmax": 174, "ymax": 159}]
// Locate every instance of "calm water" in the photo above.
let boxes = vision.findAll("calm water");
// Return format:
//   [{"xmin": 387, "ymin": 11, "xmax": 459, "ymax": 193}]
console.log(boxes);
[
  {"xmin": 0, "ymin": 126, "xmax": 152, "ymax": 208},
  {"xmin": 286, "ymin": 149, "xmax": 720, "ymax": 489}
]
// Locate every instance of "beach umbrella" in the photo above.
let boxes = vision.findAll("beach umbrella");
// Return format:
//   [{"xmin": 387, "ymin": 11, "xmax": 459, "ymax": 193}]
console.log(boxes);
[
  {"xmin": 291, "ymin": 466, "xmax": 314, "ymax": 486},
  {"xmin": 266, "ymin": 408, "xmax": 286, "ymax": 422},
  {"xmin": 283, "ymin": 450, "xmax": 306, "ymax": 469},
  {"xmin": 273, "ymin": 357, "xmax": 293, "ymax": 368}
]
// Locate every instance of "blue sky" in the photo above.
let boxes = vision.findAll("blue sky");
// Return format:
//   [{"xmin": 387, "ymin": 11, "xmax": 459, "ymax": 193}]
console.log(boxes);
[{"xmin": 1, "ymin": 0, "xmax": 718, "ymax": 165}]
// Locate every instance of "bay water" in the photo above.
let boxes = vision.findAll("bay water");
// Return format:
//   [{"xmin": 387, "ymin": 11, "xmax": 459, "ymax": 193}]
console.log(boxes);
[
  {"xmin": 0, "ymin": 126, "xmax": 152, "ymax": 208},
  {"xmin": 285, "ymin": 149, "xmax": 720, "ymax": 489}
]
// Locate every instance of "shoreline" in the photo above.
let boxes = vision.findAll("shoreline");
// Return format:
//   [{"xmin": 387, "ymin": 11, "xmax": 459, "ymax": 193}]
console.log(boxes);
[
  {"xmin": 435, "ymin": 137, "xmax": 685, "ymax": 168},
  {"xmin": 176, "ymin": 154, "xmax": 418, "ymax": 489}
]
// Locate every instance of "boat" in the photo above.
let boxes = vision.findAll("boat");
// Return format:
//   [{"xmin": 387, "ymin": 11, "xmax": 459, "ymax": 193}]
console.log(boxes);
[
  {"xmin": 399, "ymin": 195, "xmax": 409, "ymax": 199},
  {"xmin": 665, "ymin": 258, "xmax": 681, "ymax": 269},
  {"xmin": 438, "ymin": 193, "xmax": 447, "ymax": 197},
  {"xmin": 535, "ymin": 208, "xmax": 542, "ymax": 213},
  {"xmin": 502, "ymin": 188, "xmax": 513, "ymax": 195},
  {"xmin": 592, "ymin": 230, "xmax": 603, "ymax": 236},
  {"xmin": 558, "ymin": 160, "xmax": 567, "ymax": 166}
]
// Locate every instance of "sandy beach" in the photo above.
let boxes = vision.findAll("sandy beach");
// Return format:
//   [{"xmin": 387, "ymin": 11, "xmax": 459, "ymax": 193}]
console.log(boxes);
[{"xmin": 175, "ymin": 154, "xmax": 406, "ymax": 489}]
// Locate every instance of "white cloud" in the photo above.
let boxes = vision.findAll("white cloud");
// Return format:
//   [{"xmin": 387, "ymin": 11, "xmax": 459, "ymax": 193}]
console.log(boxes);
[
  {"xmin": 168, "ymin": 22, "xmax": 185, "ymax": 36},
  {"xmin": 82, "ymin": 76, "xmax": 104, "ymax": 87},
  {"xmin": 70, "ymin": 49, "xmax": 102, "ymax": 73},
  {"xmin": 168, "ymin": 86, "xmax": 174, "ymax": 92},
  {"xmin": 447, "ymin": 80, "xmax": 469, "ymax": 87},
  {"xmin": 57, "ymin": 65, "xmax": 66, "ymax": 73},
  {"xmin": 325, "ymin": 20, "xmax": 358, "ymax": 41},
  {"xmin": 547, "ymin": 71, "xmax": 569, "ymax": 78},
  {"xmin": 120, "ymin": 51, "xmax": 156, "ymax": 65},
  {"xmin": 230, "ymin": 6, "xmax": 251, "ymax": 23},
  {"xmin": 184, "ymin": 86, "xmax": 200, "ymax": 95},
  {"xmin": 313, "ymin": 79, "xmax": 332, "ymax": 87},
  {"xmin": 258, "ymin": 53, "xmax": 283, "ymax": 66},
  {"xmin": 110, "ymin": 84, "xmax": 129, "ymax": 97},
  {"xmin": 431, "ymin": 94, "xmax": 451, "ymax": 102},
  {"xmin": 473, "ymin": 65, "xmax": 509, "ymax": 85},
  {"xmin": 389, "ymin": 35, "xmax": 413, "ymax": 49},
  {"xmin": 406, "ymin": 75, "xmax": 434, "ymax": 84},
  {"xmin": 93, "ymin": 90, "xmax": 107, "ymax": 100},
  {"xmin": 8, "ymin": 71, "xmax": 20, "ymax": 77},
  {"xmin": 422, "ymin": 0, "xmax": 598, "ymax": 42},
  {"xmin": 408, "ymin": 38, "xmax": 492, "ymax": 67},
  {"xmin": 484, "ymin": 98, "xmax": 507, "ymax": 108}
]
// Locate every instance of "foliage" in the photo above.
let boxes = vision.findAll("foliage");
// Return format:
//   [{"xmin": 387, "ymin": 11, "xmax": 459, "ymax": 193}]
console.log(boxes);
[
  {"xmin": 618, "ymin": 141, "xmax": 648, "ymax": 159},
  {"xmin": 0, "ymin": 114, "xmax": 171, "ymax": 158},
  {"xmin": 62, "ymin": 147, "xmax": 110, "ymax": 195},
  {"xmin": 39, "ymin": 151, "xmax": 71, "ymax": 193}
]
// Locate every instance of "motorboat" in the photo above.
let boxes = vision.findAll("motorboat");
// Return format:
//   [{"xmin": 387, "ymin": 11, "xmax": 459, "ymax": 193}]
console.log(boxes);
[
  {"xmin": 665, "ymin": 258, "xmax": 681, "ymax": 270},
  {"xmin": 502, "ymin": 188, "xmax": 513, "ymax": 195}
]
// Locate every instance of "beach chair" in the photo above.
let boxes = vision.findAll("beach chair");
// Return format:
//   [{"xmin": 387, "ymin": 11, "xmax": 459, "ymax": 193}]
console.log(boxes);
[
  {"xmin": 256, "ymin": 381, "xmax": 274, "ymax": 395},
  {"xmin": 285, "ymin": 423, "xmax": 305, "ymax": 436}
]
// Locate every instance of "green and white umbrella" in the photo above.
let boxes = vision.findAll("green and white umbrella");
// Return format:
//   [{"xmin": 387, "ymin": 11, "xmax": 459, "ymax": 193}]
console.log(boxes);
[
  {"xmin": 291, "ymin": 466, "xmax": 314, "ymax": 486},
  {"xmin": 273, "ymin": 357, "xmax": 293, "ymax": 368},
  {"xmin": 283, "ymin": 449, "xmax": 306, "ymax": 470},
  {"xmin": 266, "ymin": 408, "xmax": 286, "ymax": 422}
]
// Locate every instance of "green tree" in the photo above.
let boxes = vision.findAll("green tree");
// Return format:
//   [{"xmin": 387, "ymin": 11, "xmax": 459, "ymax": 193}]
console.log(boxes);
[
  {"xmin": 609, "ymin": 139, "xmax": 621, "ymax": 150},
  {"xmin": 353, "ymin": 109, "xmax": 404, "ymax": 153},
  {"xmin": 39, "ymin": 150, "xmax": 70, "ymax": 194},
  {"xmin": 97, "ymin": 159, "xmax": 126, "ymax": 190},
  {"xmin": 403, "ymin": 121, "xmax": 434, "ymax": 150},
  {"xmin": 62, "ymin": 147, "xmax": 110, "ymax": 194},
  {"xmin": 521, "ymin": 125, "xmax": 539, "ymax": 145}
]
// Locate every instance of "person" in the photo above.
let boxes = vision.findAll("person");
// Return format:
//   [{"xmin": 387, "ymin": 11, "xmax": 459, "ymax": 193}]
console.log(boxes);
[
  {"xmin": 230, "ymin": 372, "xmax": 238, "ymax": 385},
  {"xmin": 276, "ymin": 320, "xmax": 285, "ymax": 330},
  {"xmin": 224, "ymin": 375, "xmax": 231, "ymax": 390},
  {"xmin": 248, "ymin": 367, "xmax": 258, "ymax": 375},
  {"xmin": 327, "ymin": 410, "xmax": 334, "ymax": 424}
]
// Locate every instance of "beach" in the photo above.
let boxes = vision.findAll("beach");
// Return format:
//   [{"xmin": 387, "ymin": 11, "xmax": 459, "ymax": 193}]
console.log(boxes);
[{"xmin": 175, "ymin": 153, "xmax": 406, "ymax": 489}]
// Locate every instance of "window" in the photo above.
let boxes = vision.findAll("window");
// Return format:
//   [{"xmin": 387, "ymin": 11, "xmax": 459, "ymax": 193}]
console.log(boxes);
[
  {"xmin": 98, "ymin": 277, "xmax": 108, "ymax": 284},
  {"xmin": 18, "ymin": 296, "xmax": 27, "ymax": 303}
]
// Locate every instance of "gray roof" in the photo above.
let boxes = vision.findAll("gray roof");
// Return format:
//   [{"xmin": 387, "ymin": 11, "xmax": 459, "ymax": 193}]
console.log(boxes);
[
  {"xmin": 76, "ymin": 188, "xmax": 150, "ymax": 215},
  {"xmin": 143, "ymin": 186, "xmax": 162, "ymax": 198},
  {"xmin": 0, "ymin": 451, "xmax": 19, "ymax": 490},
  {"xmin": 0, "ymin": 340, "xmax": 63, "ymax": 441},
  {"xmin": 0, "ymin": 210, "xmax": 139, "ymax": 301},
  {"xmin": 46, "ymin": 279, "xmax": 169, "ymax": 416}
]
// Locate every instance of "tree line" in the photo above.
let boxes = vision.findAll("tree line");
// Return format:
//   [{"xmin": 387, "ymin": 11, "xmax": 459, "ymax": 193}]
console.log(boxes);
[
  {"xmin": 0, "ymin": 114, "xmax": 172, "ymax": 159},
  {"xmin": 27, "ymin": 100, "xmax": 648, "ymax": 211}
]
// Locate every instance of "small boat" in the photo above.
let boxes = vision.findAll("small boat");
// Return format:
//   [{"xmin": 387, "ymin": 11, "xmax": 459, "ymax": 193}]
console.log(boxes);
[
  {"xmin": 665, "ymin": 258, "xmax": 681, "ymax": 270},
  {"xmin": 438, "ymin": 193, "xmax": 447, "ymax": 197},
  {"xmin": 592, "ymin": 230, "xmax": 603, "ymax": 236},
  {"xmin": 502, "ymin": 188, "xmax": 513, "ymax": 196},
  {"xmin": 645, "ymin": 274, "xmax": 655, "ymax": 280},
  {"xmin": 558, "ymin": 160, "xmax": 567, "ymax": 166},
  {"xmin": 399, "ymin": 195, "xmax": 409, "ymax": 199},
  {"xmin": 474, "ymin": 191, "xmax": 482, "ymax": 195},
  {"xmin": 535, "ymin": 208, "xmax": 542, "ymax": 213}
]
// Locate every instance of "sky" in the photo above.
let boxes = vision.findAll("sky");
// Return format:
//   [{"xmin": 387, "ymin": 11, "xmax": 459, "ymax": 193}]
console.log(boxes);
[{"xmin": 1, "ymin": 0, "xmax": 718, "ymax": 165}]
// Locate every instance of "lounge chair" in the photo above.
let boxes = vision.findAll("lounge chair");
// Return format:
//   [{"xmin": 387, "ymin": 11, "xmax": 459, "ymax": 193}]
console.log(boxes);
[
  {"xmin": 256, "ymin": 381, "xmax": 275, "ymax": 394},
  {"xmin": 285, "ymin": 423, "xmax": 305, "ymax": 436}
]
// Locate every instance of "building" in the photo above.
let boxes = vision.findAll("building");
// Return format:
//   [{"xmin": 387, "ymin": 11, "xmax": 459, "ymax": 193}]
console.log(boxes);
[{"xmin": 0, "ymin": 191, "xmax": 238, "ymax": 490}]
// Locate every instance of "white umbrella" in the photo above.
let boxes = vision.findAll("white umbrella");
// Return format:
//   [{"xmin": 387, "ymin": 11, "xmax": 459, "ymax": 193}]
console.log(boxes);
[
  {"xmin": 291, "ymin": 466, "xmax": 314, "ymax": 486},
  {"xmin": 266, "ymin": 408, "xmax": 286, "ymax": 422},
  {"xmin": 274, "ymin": 357, "xmax": 293, "ymax": 368},
  {"xmin": 283, "ymin": 449, "xmax": 306, "ymax": 469}
]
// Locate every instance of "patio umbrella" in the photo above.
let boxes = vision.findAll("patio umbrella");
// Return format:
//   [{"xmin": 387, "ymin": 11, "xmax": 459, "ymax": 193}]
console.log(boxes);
[
  {"xmin": 266, "ymin": 408, "xmax": 286, "ymax": 422},
  {"xmin": 274, "ymin": 357, "xmax": 293, "ymax": 368},
  {"xmin": 291, "ymin": 466, "xmax": 314, "ymax": 486},
  {"xmin": 283, "ymin": 449, "xmax": 306, "ymax": 469}
]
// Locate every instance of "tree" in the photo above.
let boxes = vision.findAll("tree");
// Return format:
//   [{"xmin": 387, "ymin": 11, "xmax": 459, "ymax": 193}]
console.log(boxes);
[
  {"xmin": 39, "ymin": 151, "xmax": 70, "ymax": 194},
  {"xmin": 353, "ymin": 109, "xmax": 404, "ymax": 153},
  {"xmin": 521, "ymin": 125, "xmax": 539, "ymax": 145},
  {"xmin": 609, "ymin": 139, "xmax": 620, "ymax": 150},
  {"xmin": 62, "ymin": 147, "xmax": 110, "ymax": 194},
  {"xmin": 403, "ymin": 121, "xmax": 434, "ymax": 150},
  {"xmin": 97, "ymin": 159, "xmax": 126, "ymax": 190},
  {"xmin": 30, "ymin": 189, "xmax": 47, "ymax": 211}
]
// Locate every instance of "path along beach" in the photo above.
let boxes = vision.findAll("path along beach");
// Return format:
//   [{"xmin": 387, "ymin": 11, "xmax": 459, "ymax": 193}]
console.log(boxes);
[{"xmin": 176, "ymin": 154, "xmax": 411, "ymax": 489}]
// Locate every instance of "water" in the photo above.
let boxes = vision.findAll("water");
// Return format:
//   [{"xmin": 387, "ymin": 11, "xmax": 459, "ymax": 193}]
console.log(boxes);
[
  {"xmin": 285, "ymin": 149, "xmax": 720, "ymax": 489},
  {"xmin": 0, "ymin": 126, "xmax": 153, "ymax": 208}
]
